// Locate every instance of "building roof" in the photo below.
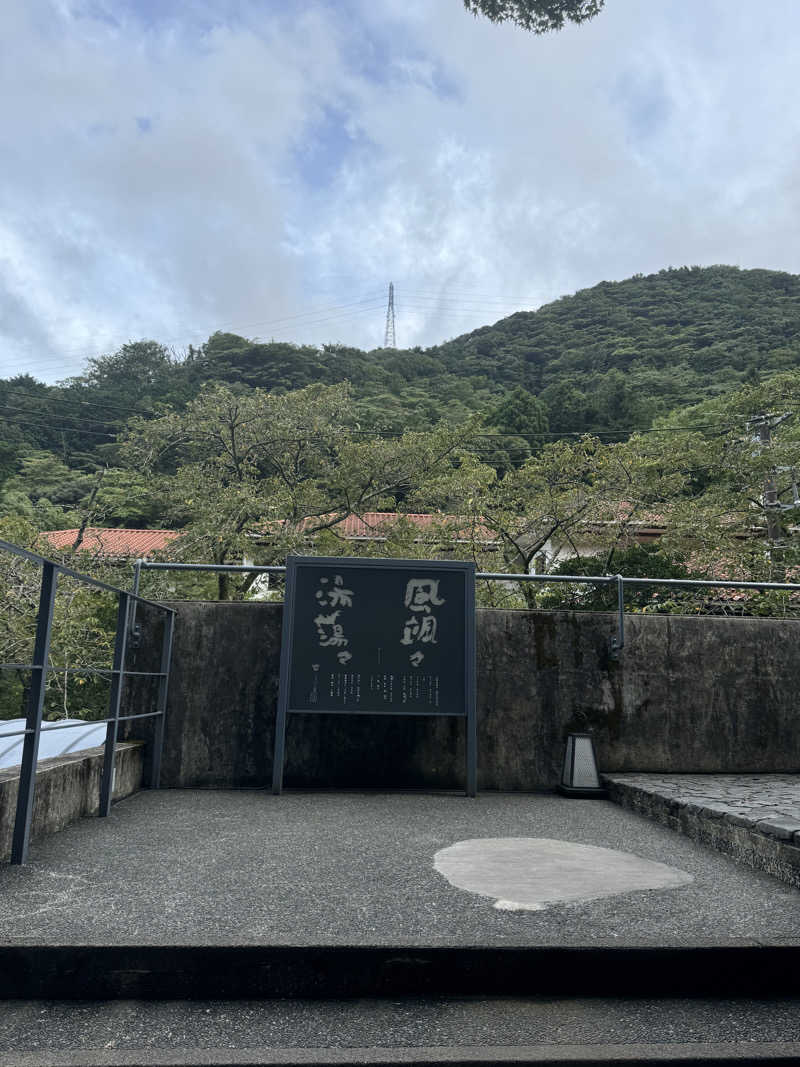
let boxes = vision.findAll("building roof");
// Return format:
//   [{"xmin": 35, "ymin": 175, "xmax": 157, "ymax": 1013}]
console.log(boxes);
[
  {"xmin": 40, "ymin": 514, "xmax": 500, "ymax": 560},
  {"xmin": 325, "ymin": 512, "xmax": 499, "ymax": 543},
  {"xmin": 41, "ymin": 528, "xmax": 181, "ymax": 559}
]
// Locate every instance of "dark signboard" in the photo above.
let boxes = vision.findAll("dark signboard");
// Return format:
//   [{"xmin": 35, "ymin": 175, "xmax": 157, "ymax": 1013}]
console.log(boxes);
[{"xmin": 272, "ymin": 555, "xmax": 476, "ymax": 795}]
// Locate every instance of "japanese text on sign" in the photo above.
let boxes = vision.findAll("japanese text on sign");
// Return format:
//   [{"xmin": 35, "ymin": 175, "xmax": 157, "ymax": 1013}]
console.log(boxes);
[
  {"xmin": 313, "ymin": 574, "xmax": 354, "ymax": 665},
  {"xmin": 400, "ymin": 577, "xmax": 445, "ymax": 667}
]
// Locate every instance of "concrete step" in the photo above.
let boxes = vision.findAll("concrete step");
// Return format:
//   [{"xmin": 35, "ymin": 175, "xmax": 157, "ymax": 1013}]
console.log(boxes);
[
  {"xmin": 8, "ymin": 1042, "xmax": 800, "ymax": 1066},
  {"xmin": 4, "ymin": 997, "xmax": 800, "ymax": 1066},
  {"xmin": 3, "ymin": 943, "xmax": 800, "ymax": 999}
]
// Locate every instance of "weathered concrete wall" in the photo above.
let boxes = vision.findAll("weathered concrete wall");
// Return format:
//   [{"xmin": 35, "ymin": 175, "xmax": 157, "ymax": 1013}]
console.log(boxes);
[
  {"xmin": 0, "ymin": 741, "xmax": 143, "ymax": 860},
  {"xmin": 123, "ymin": 603, "xmax": 800, "ymax": 791}
]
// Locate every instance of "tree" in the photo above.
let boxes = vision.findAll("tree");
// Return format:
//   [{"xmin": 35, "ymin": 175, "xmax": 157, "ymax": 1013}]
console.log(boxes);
[
  {"xmin": 58, "ymin": 341, "xmax": 191, "ymax": 457},
  {"xmin": 539, "ymin": 380, "xmax": 590, "ymax": 433},
  {"xmin": 462, "ymin": 0, "xmax": 605, "ymax": 34},
  {"xmin": 541, "ymin": 543, "xmax": 695, "ymax": 613},
  {"xmin": 122, "ymin": 382, "xmax": 475, "ymax": 599},
  {"xmin": 489, "ymin": 386, "xmax": 549, "ymax": 436},
  {"xmin": 481, "ymin": 386, "xmax": 549, "ymax": 474},
  {"xmin": 0, "ymin": 516, "xmax": 127, "ymax": 723},
  {"xmin": 645, "ymin": 372, "xmax": 800, "ymax": 585},
  {"xmin": 412, "ymin": 431, "xmax": 686, "ymax": 607},
  {"xmin": 0, "ymin": 451, "xmax": 92, "ymax": 529},
  {"xmin": 0, "ymin": 450, "xmax": 160, "ymax": 532}
]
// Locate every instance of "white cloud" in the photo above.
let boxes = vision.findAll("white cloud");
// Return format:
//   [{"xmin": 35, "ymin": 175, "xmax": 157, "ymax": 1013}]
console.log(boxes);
[{"xmin": 1, "ymin": 0, "xmax": 800, "ymax": 379}]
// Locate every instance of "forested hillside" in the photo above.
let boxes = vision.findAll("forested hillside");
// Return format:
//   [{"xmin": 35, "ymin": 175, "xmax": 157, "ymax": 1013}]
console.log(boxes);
[
  {"xmin": 437, "ymin": 264, "xmax": 800, "ymax": 430},
  {"xmin": 4, "ymin": 266, "xmax": 800, "ymax": 722},
  {"xmin": 2, "ymin": 264, "xmax": 800, "ymax": 529},
  {"xmin": 182, "ymin": 265, "xmax": 800, "ymax": 434}
]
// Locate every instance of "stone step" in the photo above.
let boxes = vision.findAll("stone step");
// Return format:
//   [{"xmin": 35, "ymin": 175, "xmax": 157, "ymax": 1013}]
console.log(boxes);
[
  {"xmin": 8, "ymin": 1041, "xmax": 800, "ymax": 1066},
  {"xmin": 4, "ymin": 996, "xmax": 800, "ymax": 1066},
  {"xmin": 3, "ymin": 943, "xmax": 800, "ymax": 999},
  {"xmin": 603, "ymin": 774, "xmax": 800, "ymax": 889}
]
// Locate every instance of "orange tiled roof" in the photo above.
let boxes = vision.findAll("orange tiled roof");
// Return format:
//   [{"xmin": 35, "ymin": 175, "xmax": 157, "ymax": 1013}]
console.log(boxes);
[
  {"xmin": 338, "ymin": 512, "xmax": 436, "ymax": 537},
  {"xmin": 333, "ymin": 512, "xmax": 495, "ymax": 540},
  {"xmin": 41, "ymin": 528, "xmax": 181, "ymax": 558},
  {"xmin": 284, "ymin": 512, "xmax": 500, "ymax": 544}
]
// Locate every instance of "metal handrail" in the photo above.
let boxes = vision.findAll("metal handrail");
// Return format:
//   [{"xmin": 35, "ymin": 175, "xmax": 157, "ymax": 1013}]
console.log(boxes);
[
  {"xmin": 1, "ymin": 540, "xmax": 175, "ymax": 864},
  {"xmin": 133, "ymin": 556, "xmax": 800, "ymax": 660},
  {"xmin": 134, "ymin": 557, "xmax": 800, "ymax": 593},
  {"xmin": 0, "ymin": 539, "xmax": 177, "ymax": 609},
  {"xmin": 0, "ymin": 710, "xmax": 165, "ymax": 739},
  {"xmin": 476, "ymin": 571, "xmax": 800, "ymax": 655}
]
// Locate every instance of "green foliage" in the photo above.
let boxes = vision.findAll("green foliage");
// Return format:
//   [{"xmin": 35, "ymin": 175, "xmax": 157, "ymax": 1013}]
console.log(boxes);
[
  {"xmin": 538, "ymin": 545, "xmax": 695, "ymax": 612},
  {"xmin": 121, "ymin": 382, "xmax": 477, "ymax": 598},
  {"xmin": 0, "ymin": 516, "xmax": 132, "ymax": 721},
  {"xmin": 5, "ymin": 266, "xmax": 800, "ymax": 485},
  {"xmin": 480, "ymin": 386, "xmax": 549, "ymax": 473},
  {"xmin": 462, "ymin": 0, "xmax": 605, "ymax": 34},
  {"xmin": 3, "ymin": 264, "xmax": 800, "ymax": 625},
  {"xmin": 0, "ymin": 451, "xmax": 162, "ymax": 532},
  {"xmin": 437, "ymin": 266, "xmax": 800, "ymax": 434}
]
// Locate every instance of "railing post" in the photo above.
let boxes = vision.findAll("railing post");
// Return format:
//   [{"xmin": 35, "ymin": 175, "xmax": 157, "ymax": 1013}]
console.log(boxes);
[
  {"xmin": 131, "ymin": 559, "xmax": 143, "ymax": 600},
  {"xmin": 128, "ymin": 558, "xmax": 143, "ymax": 644},
  {"xmin": 609, "ymin": 574, "xmax": 625, "ymax": 658},
  {"xmin": 149, "ymin": 610, "xmax": 175, "ymax": 789},
  {"xmin": 11, "ymin": 562, "xmax": 58, "ymax": 865},
  {"xmin": 99, "ymin": 592, "xmax": 130, "ymax": 817}
]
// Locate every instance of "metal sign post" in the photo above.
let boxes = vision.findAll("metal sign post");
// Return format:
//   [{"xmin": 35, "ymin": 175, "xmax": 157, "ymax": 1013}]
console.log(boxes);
[{"xmin": 272, "ymin": 556, "xmax": 477, "ymax": 796}]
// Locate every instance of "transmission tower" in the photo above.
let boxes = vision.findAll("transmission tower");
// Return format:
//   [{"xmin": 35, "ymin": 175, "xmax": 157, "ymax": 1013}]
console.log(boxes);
[{"xmin": 383, "ymin": 282, "xmax": 396, "ymax": 348}]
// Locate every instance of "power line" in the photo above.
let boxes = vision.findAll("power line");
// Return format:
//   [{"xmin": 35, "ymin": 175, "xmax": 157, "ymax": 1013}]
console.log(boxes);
[
  {"xmin": 2, "ymin": 286, "xmax": 540, "ymax": 373},
  {"xmin": 0, "ymin": 288, "xmax": 561, "ymax": 381},
  {"xmin": 0, "ymin": 376, "xmax": 768, "ymax": 440},
  {"xmin": 396, "ymin": 284, "xmax": 543, "ymax": 302},
  {"xmin": 0, "ymin": 403, "xmax": 753, "ymax": 447},
  {"xmin": 0, "ymin": 298, "xmax": 390, "ymax": 379},
  {"xmin": 0, "ymin": 413, "xmax": 118, "ymax": 438},
  {"xmin": 0, "ymin": 294, "xmax": 386, "ymax": 364}
]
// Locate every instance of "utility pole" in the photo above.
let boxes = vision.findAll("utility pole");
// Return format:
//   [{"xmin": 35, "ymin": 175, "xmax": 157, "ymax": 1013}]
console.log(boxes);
[
  {"xmin": 383, "ymin": 282, "xmax": 396, "ymax": 349},
  {"xmin": 748, "ymin": 412, "xmax": 794, "ymax": 560},
  {"xmin": 757, "ymin": 417, "xmax": 782, "ymax": 545}
]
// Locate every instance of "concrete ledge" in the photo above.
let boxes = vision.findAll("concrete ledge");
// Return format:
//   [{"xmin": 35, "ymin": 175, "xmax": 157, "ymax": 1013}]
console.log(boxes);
[
  {"xmin": 0, "ymin": 741, "xmax": 144, "ymax": 861},
  {"xmin": 604, "ymin": 774, "xmax": 800, "ymax": 889},
  {"xmin": 3, "ymin": 944, "xmax": 800, "ymax": 1000},
  {"xmin": 8, "ymin": 1040, "xmax": 800, "ymax": 1067}
]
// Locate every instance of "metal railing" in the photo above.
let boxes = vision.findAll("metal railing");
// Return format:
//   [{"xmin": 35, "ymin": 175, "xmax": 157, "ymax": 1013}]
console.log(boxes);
[
  {"xmin": 133, "ymin": 558, "xmax": 800, "ymax": 658},
  {"xmin": 477, "ymin": 571, "xmax": 800, "ymax": 654},
  {"xmin": 1, "ymin": 539, "xmax": 176, "ymax": 865}
]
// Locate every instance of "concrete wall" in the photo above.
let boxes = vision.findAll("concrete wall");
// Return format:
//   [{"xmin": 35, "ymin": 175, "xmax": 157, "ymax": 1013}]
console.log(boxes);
[
  {"xmin": 0, "ymin": 741, "xmax": 144, "ymax": 860},
  {"xmin": 123, "ymin": 603, "xmax": 800, "ymax": 791}
]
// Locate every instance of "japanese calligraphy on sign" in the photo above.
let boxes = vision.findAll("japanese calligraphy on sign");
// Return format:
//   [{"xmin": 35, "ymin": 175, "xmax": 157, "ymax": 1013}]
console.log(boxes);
[
  {"xmin": 313, "ymin": 574, "xmax": 355, "ymax": 664},
  {"xmin": 400, "ymin": 578, "xmax": 445, "ymax": 667},
  {"xmin": 274, "ymin": 555, "xmax": 477, "ymax": 796},
  {"xmin": 281, "ymin": 556, "xmax": 473, "ymax": 715}
]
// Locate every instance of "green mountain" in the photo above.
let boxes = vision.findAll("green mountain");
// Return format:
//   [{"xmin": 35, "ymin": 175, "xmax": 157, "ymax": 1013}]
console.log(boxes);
[
  {"xmin": 434, "ymin": 264, "xmax": 800, "ymax": 430},
  {"xmin": 196, "ymin": 264, "xmax": 800, "ymax": 434},
  {"xmin": 3, "ymin": 265, "xmax": 800, "ymax": 480}
]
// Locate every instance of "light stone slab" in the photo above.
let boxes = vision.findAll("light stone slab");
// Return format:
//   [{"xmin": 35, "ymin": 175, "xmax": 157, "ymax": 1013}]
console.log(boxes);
[{"xmin": 434, "ymin": 837, "xmax": 693, "ymax": 912}]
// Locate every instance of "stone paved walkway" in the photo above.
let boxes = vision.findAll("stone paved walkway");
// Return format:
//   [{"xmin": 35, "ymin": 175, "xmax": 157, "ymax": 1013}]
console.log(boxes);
[
  {"xmin": 603, "ymin": 773, "xmax": 800, "ymax": 889},
  {"xmin": 604, "ymin": 773, "xmax": 800, "ymax": 843}
]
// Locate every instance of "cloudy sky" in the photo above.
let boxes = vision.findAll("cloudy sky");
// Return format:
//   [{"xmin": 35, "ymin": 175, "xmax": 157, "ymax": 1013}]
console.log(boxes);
[{"xmin": 2, "ymin": 0, "xmax": 800, "ymax": 382}]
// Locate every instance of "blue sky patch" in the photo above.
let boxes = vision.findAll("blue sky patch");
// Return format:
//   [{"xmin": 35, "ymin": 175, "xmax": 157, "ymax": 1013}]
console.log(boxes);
[
  {"xmin": 613, "ymin": 68, "xmax": 672, "ymax": 145},
  {"xmin": 86, "ymin": 121, "xmax": 116, "ymax": 138},
  {"xmin": 292, "ymin": 105, "xmax": 374, "ymax": 191}
]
